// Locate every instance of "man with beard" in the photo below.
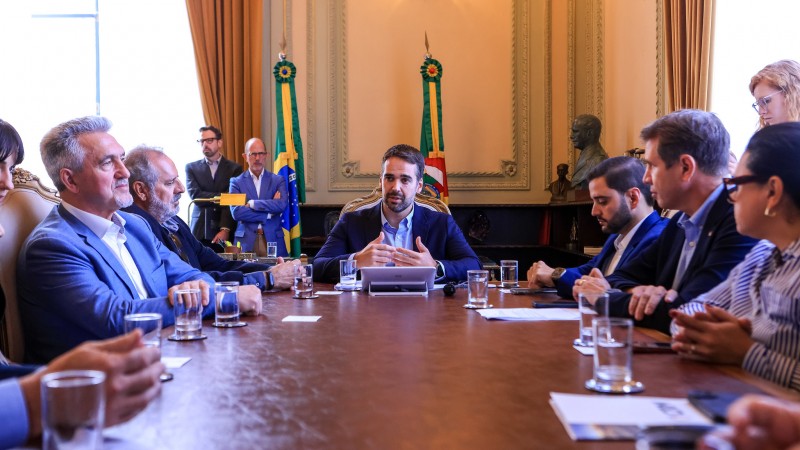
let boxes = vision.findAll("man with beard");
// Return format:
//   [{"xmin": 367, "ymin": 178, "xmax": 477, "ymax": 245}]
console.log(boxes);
[
  {"xmin": 122, "ymin": 145, "xmax": 297, "ymax": 291},
  {"xmin": 527, "ymin": 157, "xmax": 667, "ymax": 298},
  {"xmin": 17, "ymin": 116, "xmax": 227, "ymax": 363},
  {"xmin": 573, "ymin": 110, "xmax": 758, "ymax": 334},
  {"xmin": 312, "ymin": 144, "xmax": 481, "ymax": 283},
  {"xmin": 186, "ymin": 125, "xmax": 243, "ymax": 249},
  {"xmin": 229, "ymin": 138, "xmax": 288, "ymax": 256}
]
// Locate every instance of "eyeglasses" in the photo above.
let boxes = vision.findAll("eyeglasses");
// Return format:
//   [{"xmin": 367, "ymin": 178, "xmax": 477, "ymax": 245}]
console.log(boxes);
[
  {"xmin": 247, "ymin": 152, "xmax": 267, "ymax": 158},
  {"xmin": 197, "ymin": 137, "xmax": 219, "ymax": 145},
  {"xmin": 752, "ymin": 90, "xmax": 783, "ymax": 113},
  {"xmin": 722, "ymin": 175, "xmax": 767, "ymax": 202}
]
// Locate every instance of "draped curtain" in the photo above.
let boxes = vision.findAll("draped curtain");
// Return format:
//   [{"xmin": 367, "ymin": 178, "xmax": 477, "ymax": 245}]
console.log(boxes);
[
  {"xmin": 185, "ymin": 0, "xmax": 263, "ymax": 165},
  {"xmin": 663, "ymin": 0, "xmax": 715, "ymax": 111}
]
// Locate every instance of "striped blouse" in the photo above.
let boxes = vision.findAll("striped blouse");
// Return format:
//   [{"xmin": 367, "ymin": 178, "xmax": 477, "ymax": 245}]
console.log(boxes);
[{"xmin": 675, "ymin": 238, "xmax": 800, "ymax": 391}]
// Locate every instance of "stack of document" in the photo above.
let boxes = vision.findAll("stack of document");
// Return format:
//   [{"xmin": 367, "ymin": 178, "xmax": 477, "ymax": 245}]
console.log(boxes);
[{"xmin": 549, "ymin": 392, "xmax": 712, "ymax": 440}]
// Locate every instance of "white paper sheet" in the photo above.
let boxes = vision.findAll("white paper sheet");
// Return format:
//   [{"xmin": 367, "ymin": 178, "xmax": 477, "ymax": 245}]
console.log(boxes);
[
  {"xmin": 161, "ymin": 357, "xmax": 191, "ymax": 369},
  {"xmin": 282, "ymin": 315, "xmax": 322, "ymax": 322},
  {"xmin": 476, "ymin": 308, "xmax": 580, "ymax": 321}
]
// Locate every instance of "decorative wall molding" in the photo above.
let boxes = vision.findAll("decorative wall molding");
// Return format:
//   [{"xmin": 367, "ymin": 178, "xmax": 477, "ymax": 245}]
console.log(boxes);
[
  {"xmin": 303, "ymin": 0, "xmax": 316, "ymax": 191},
  {"xmin": 326, "ymin": 0, "xmax": 530, "ymax": 191},
  {"xmin": 544, "ymin": 0, "xmax": 553, "ymax": 188},
  {"xmin": 655, "ymin": 0, "xmax": 665, "ymax": 117}
]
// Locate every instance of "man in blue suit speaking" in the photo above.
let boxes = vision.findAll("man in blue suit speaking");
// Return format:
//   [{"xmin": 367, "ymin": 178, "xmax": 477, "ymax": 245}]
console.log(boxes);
[
  {"xmin": 313, "ymin": 144, "xmax": 481, "ymax": 283},
  {"xmin": 527, "ymin": 156, "xmax": 667, "ymax": 298},
  {"xmin": 229, "ymin": 137, "xmax": 288, "ymax": 256},
  {"xmin": 16, "ymin": 116, "xmax": 260, "ymax": 363}
]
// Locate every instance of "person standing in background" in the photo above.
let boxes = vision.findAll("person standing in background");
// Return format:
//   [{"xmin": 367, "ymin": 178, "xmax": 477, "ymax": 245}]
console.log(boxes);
[
  {"xmin": 229, "ymin": 138, "xmax": 288, "ymax": 256},
  {"xmin": 186, "ymin": 125, "xmax": 243, "ymax": 250},
  {"xmin": 749, "ymin": 59, "xmax": 800, "ymax": 129}
]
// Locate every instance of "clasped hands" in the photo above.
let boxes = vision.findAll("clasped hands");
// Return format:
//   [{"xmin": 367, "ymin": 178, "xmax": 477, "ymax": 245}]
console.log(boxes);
[
  {"xmin": 354, "ymin": 232, "xmax": 437, "ymax": 268},
  {"xmin": 670, "ymin": 305, "xmax": 753, "ymax": 365}
]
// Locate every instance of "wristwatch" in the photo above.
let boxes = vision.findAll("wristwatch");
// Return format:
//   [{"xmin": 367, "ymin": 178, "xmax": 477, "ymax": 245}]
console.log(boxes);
[
  {"xmin": 264, "ymin": 270, "xmax": 274, "ymax": 291},
  {"xmin": 550, "ymin": 267, "xmax": 566, "ymax": 285}
]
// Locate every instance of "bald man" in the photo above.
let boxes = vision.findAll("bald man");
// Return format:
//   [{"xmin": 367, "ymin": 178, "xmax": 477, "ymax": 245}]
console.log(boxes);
[{"xmin": 229, "ymin": 138, "xmax": 288, "ymax": 256}]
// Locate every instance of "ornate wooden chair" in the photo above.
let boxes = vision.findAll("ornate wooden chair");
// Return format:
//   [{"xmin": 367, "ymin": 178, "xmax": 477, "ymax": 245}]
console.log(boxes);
[
  {"xmin": 0, "ymin": 168, "xmax": 60, "ymax": 361},
  {"xmin": 340, "ymin": 186, "xmax": 450, "ymax": 218}
]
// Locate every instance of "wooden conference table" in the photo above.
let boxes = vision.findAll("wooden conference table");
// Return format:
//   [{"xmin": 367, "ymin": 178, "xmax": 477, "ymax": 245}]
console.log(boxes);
[{"xmin": 106, "ymin": 285, "xmax": 784, "ymax": 449}]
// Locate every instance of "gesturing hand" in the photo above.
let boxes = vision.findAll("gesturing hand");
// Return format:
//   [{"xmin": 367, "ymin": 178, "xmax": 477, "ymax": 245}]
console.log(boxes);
[
  {"xmin": 393, "ymin": 237, "xmax": 437, "ymax": 267},
  {"xmin": 354, "ymin": 232, "xmax": 396, "ymax": 268}
]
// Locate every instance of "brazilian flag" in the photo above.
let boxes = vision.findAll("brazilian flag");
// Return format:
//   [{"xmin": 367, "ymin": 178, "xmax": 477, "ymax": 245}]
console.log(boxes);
[{"xmin": 273, "ymin": 59, "xmax": 306, "ymax": 257}]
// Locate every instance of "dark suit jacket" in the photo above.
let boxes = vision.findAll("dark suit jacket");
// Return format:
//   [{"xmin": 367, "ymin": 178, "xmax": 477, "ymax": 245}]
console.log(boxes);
[
  {"xmin": 556, "ymin": 211, "xmax": 667, "ymax": 298},
  {"xmin": 0, "ymin": 364, "xmax": 38, "ymax": 380},
  {"xmin": 122, "ymin": 204, "xmax": 271, "ymax": 288},
  {"xmin": 605, "ymin": 189, "xmax": 759, "ymax": 333},
  {"xmin": 313, "ymin": 203, "xmax": 481, "ymax": 283},
  {"xmin": 186, "ymin": 157, "xmax": 243, "ymax": 241}
]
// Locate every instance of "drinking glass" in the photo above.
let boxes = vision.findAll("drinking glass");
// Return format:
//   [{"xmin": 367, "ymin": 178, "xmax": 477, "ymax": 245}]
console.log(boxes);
[
  {"xmin": 41, "ymin": 370, "xmax": 106, "ymax": 450},
  {"xmin": 124, "ymin": 313, "xmax": 173, "ymax": 381},
  {"xmin": 500, "ymin": 260, "xmax": 519, "ymax": 288},
  {"xmin": 293, "ymin": 264, "xmax": 315, "ymax": 298},
  {"xmin": 339, "ymin": 259, "xmax": 358, "ymax": 286},
  {"xmin": 267, "ymin": 242, "xmax": 278, "ymax": 258},
  {"xmin": 466, "ymin": 269, "xmax": 489, "ymax": 308},
  {"xmin": 586, "ymin": 317, "xmax": 643, "ymax": 393},
  {"xmin": 214, "ymin": 281, "xmax": 246, "ymax": 327},
  {"xmin": 575, "ymin": 291, "xmax": 609, "ymax": 347},
  {"xmin": 169, "ymin": 289, "xmax": 206, "ymax": 340}
]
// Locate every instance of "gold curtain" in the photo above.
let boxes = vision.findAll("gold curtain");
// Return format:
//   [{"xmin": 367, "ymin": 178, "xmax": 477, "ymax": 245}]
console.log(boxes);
[
  {"xmin": 185, "ymin": 0, "xmax": 263, "ymax": 165},
  {"xmin": 663, "ymin": 0, "xmax": 715, "ymax": 111}
]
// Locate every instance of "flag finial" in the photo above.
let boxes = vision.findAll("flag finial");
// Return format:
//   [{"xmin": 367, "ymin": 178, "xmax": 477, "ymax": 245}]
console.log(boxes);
[
  {"xmin": 424, "ymin": 31, "xmax": 431, "ymax": 59},
  {"xmin": 279, "ymin": 34, "xmax": 287, "ymax": 61}
]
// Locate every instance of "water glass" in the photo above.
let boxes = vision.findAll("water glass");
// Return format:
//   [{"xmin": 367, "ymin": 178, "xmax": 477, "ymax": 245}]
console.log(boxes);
[
  {"xmin": 500, "ymin": 260, "xmax": 519, "ymax": 288},
  {"xmin": 294, "ymin": 264, "xmax": 315, "ymax": 298},
  {"xmin": 339, "ymin": 259, "xmax": 358, "ymax": 286},
  {"xmin": 267, "ymin": 242, "xmax": 278, "ymax": 258},
  {"xmin": 589, "ymin": 317, "xmax": 640, "ymax": 392},
  {"xmin": 172, "ymin": 289, "xmax": 204, "ymax": 340},
  {"xmin": 41, "ymin": 370, "xmax": 106, "ymax": 450},
  {"xmin": 467, "ymin": 269, "xmax": 489, "ymax": 308},
  {"xmin": 214, "ymin": 281, "xmax": 241, "ymax": 327},
  {"xmin": 124, "ymin": 313, "xmax": 162, "ymax": 348},
  {"xmin": 576, "ymin": 291, "xmax": 609, "ymax": 347}
]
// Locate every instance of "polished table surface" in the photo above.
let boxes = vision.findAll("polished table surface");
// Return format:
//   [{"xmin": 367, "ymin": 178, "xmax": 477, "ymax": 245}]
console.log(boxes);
[{"xmin": 106, "ymin": 285, "xmax": 780, "ymax": 449}]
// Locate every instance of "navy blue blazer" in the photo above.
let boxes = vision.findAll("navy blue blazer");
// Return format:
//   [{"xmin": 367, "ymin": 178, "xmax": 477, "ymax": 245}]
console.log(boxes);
[
  {"xmin": 123, "ymin": 204, "xmax": 271, "ymax": 288},
  {"xmin": 313, "ymin": 203, "xmax": 481, "ymax": 283},
  {"xmin": 230, "ymin": 170, "xmax": 288, "ymax": 256},
  {"xmin": 605, "ymin": 189, "xmax": 759, "ymax": 333},
  {"xmin": 17, "ymin": 206, "xmax": 216, "ymax": 363},
  {"xmin": 556, "ymin": 211, "xmax": 668, "ymax": 298},
  {"xmin": 0, "ymin": 364, "xmax": 38, "ymax": 380}
]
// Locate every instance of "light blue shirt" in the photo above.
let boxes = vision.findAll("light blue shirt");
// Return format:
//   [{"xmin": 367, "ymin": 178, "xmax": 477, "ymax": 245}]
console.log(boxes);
[
  {"xmin": 0, "ymin": 379, "xmax": 28, "ymax": 449},
  {"xmin": 672, "ymin": 184, "xmax": 724, "ymax": 288},
  {"xmin": 381, "ymin": 204, "xmax": 415, "ymax": 251}
]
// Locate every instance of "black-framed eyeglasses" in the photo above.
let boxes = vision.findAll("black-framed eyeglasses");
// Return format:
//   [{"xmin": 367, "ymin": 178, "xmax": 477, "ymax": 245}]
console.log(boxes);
[
  {"xmin": 752, "ymin": 90, "xmax": 783, "ymax": 113},
  {"xmin": 197, "ymin": 137, "xmax": 219, "ymax": 145},
  {"xmin": 722, "ymin": 175, "xmax": 767, "ymax": 202}
]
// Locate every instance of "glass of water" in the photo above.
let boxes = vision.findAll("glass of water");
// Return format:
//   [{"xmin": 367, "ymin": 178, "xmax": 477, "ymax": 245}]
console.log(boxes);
[
  {"xmin": 339, "ymin": 259, "xmax": 357, "ymax": 286},
  {"xmin": 575, "ymin": 291, "xmax": 609, "ymax": 347},
  {"xmin": 267, "ymin": 241, "xmax": 278, "ymax": 258},
  {"xmin": 124, "ymin": 313, "xmax": 173, "ymax": 382},
  {"xmin": 293, "ymin": 264, "xmax": 315, "ymax": 299},
  {"xmin": 214, "ymin": 281, "xmax": 246, "ymax": 327},
  {"xmin": 465, "ymin": 269, "xmax": 489, "ymax": 308},
  {"xmin": 586, "ymin": 317, "xmax": 643, "ymax": 393},
  {"xmin": 169, "ymin": 289, "xmax": 206, "ymax": 341},
  {"xmin": 500, "ymin": 260, "xmax": 519, "ymax": 288},
  {"xmin": 41, "ymin": 370, "xmax": 106, "ymax": 450}
]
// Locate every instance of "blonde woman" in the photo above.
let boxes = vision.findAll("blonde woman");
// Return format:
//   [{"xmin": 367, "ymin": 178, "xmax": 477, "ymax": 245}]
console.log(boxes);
[{"xmin": 749, "ymin": 59, "xmax": 800, "ymax": 128}]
